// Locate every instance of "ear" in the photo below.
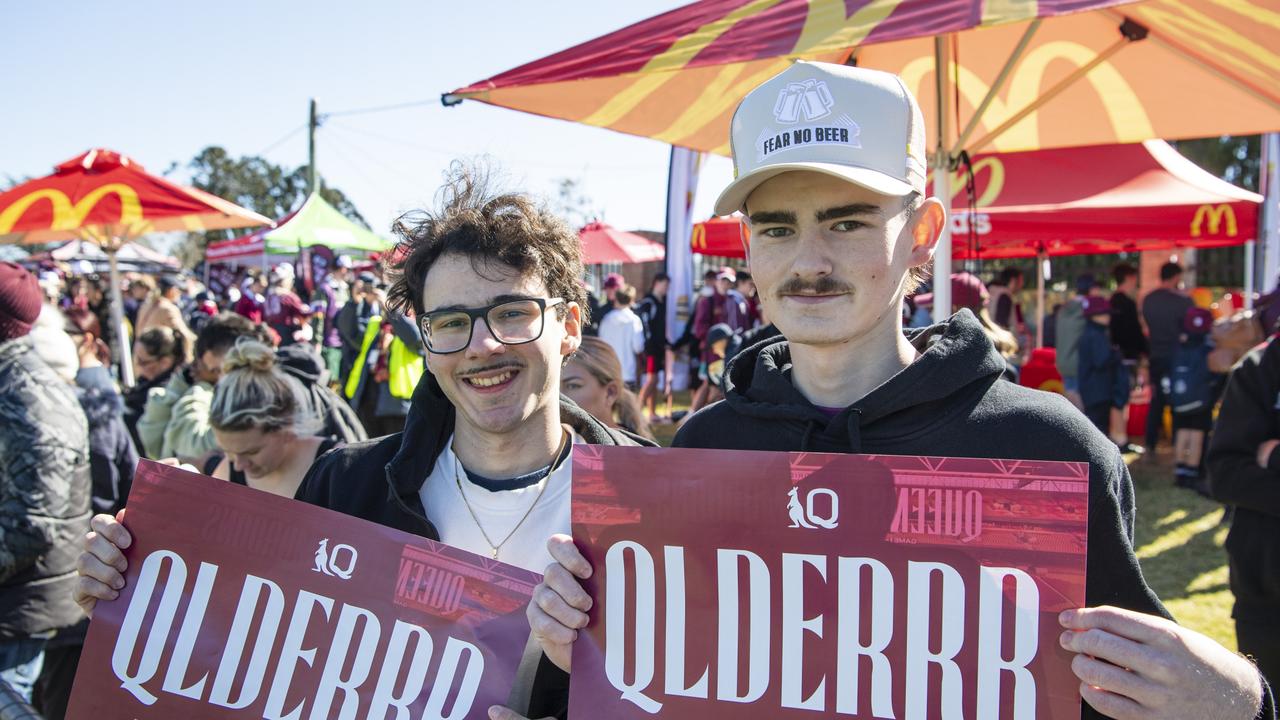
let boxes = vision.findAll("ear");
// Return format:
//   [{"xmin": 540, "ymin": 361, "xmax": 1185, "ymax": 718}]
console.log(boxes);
[
  {"xmin": 560, "ymin": 302, "xmax": 583, "ymax": 358},
  {"xmin": 605, "ymin": 382, "xmax": 620, "ymax": 403},
  {"xmin": 905, "ymin": 198, "xmax": 946, "ymax": 270}
]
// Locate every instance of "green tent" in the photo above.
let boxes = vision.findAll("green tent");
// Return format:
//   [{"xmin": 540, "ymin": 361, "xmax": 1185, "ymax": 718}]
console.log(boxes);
[{"xmin": 206, "ymin": 192, "xmax": 390, "ymax": 264}]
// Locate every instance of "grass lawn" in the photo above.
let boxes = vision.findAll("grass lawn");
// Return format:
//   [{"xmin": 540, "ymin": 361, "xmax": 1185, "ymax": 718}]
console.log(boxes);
[
  {"xmin": 1128, "ymin": 450, "xmax": 1235, "ymax": 650},
  {"xmin": 650, "ymin": 392, "xmax": 1237, "ymax": 649}
]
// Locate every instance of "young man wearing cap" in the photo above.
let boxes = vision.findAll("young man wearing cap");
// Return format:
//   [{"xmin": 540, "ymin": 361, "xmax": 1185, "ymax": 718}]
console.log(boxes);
[
  {"xmin": 0, "ymin": 262, "xmax": 91, "ymax": 703},
  {"xmin": 1078, "ymin": 295, "xmax": 1130, "ymax": 436},
  {"xmin": 523, "ymin": 62, "xmax": 1272, "ymax": 720}
]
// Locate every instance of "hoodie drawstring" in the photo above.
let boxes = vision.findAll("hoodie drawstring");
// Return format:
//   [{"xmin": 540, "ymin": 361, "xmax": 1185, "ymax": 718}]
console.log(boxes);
[
  {"xmin": 845, "ymin": 408, "xmax": 864, "ymax": 453},
  {"xmin": 800, "ymin": 421, "xmax": 817, "ymax": 451}
]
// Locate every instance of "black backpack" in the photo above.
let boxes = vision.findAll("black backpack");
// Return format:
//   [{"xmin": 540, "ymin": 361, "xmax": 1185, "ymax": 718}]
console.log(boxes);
[{"xmin": 1166, "ymin": 343, "xmax": 1213, "ymax": 414}]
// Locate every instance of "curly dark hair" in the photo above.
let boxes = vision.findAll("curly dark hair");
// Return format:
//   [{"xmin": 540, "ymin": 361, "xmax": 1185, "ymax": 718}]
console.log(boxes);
[{"xmin": 386, "ymin": 162, "xmax": 587, "ymax": 319}]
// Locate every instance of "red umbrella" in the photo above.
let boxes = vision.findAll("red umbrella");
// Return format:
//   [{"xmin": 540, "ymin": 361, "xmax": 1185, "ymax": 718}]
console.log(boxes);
[
  {"xmin": 691, "ymin": 215, "xmax": 750, "ymax": 258},
  {"xmin": 579, "ymin": 222, "xmax": 665, "ymax": 265},
  {"xmin": 0, "ymin": 148, "xmax": 272, "ymax": 384}
]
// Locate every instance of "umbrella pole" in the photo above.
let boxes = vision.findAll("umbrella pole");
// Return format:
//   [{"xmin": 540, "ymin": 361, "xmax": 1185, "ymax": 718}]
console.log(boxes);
[
  {"xmin": 108, "ymin": 246, "xmax": 135, "ymax": 387},
  {"xmin": 932, "ymin": 35, "xmax": 954, "ymax": 322},
  {"xmin": 1036, "ymin": 250, "xmax": 1047, "ymax": 349}
]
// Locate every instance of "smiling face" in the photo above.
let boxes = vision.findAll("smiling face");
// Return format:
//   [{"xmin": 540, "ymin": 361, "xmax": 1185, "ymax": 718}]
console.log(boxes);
[
  {"xmin": 213, "ymin": 426, "xmax": 289, "ymax": 480},
  {"xmin": 421, "ymin": 253, "xmax": 582, "ymax": 436},
  {"xmin": 745, "ymin": 171, "xmax": 939, "ymax": 348}
]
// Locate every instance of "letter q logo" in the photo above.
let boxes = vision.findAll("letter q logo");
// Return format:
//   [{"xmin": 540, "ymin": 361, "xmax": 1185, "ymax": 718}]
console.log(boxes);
[
  {"xmin": 786, "ymin": 487, "xmax": 839, "ymax": 530},
  {"xmin": 312, "ymin": 538, "xmax": 358, "ymax": 580}
]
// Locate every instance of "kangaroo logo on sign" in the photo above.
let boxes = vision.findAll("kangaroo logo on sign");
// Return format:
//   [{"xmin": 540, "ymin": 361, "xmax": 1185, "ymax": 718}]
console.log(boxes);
[
  {"xmin": 312, "ymin": 538, "xmax": 358, "ymax": 580},
  {"xmin": 773, "ymin": 79, "xmax": 834, "ymax": 124},
  {"xmin": 785, "ymin": 486, "xmax": 839, "ymax": 529}
]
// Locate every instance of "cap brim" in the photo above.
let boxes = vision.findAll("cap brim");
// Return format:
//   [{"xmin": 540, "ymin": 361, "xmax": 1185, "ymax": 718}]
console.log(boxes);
[{"xmin": 713, "ymin": 162, "xmax": 917, "ymax": 217}]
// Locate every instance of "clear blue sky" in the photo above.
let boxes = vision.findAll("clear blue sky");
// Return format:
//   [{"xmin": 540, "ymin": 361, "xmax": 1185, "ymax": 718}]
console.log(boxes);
[{"xmin": 2, "ymin": 1, "xmax": 735, "ymax": 238}]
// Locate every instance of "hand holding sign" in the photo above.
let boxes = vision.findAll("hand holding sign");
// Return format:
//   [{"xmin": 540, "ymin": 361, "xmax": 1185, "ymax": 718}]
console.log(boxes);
[
  {"xmin": 529, "ymin": 534, "xmax": 593, "ymax": 673},
  {"xmin": 1059, "ymin": 606, "xmax": 1263, "ymax": 720},
  {"xmin": 74, "ymin": 510, "xmax": 131, "ymax": 617}
]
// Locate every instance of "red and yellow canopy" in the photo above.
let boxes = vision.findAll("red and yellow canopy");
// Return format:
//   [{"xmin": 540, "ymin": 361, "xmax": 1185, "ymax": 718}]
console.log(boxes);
[
  {"xmin": 0, "ymin": 149, "xmax": 271, "ymax": 245},
  {"xmin": 446, "ymin": 0, "xmax": 1280, "ymax": 154}
]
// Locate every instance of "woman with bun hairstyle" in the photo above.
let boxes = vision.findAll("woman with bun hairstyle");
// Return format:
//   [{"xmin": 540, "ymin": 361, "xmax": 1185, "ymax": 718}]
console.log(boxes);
[
  {"xmin": 204, "ymin": 338, "xmax": 340, "ymax": 497},
  {"xmin": 561, "ymin": 336, "xmax": 654, "ymax": 440}
]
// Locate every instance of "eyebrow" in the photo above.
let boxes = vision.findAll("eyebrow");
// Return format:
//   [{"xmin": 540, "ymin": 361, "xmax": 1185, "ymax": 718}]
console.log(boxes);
[
  {"xmin": 747, "ymin": 203, "xmax": 884, "ymax": 225},
  {"xmin": 815, "ymin": 203, "xmax": 884, "ymax": 222},
  {"xmin": 747, "ymin": 210, "xmax": 797, "ymax": 225},
  {"xmin": 425, "ymin": 293, "xmax": 536, "ymax": 314}
]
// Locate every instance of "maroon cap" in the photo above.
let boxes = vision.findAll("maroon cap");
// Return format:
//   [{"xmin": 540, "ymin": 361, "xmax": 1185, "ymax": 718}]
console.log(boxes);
[
  {"xmin": 1184, "ymin": 307, "xmax": 1214, "ymax": 334},
  {"xmin": 0, "ymin": 262, "xmax": 42, "ymax": 341},
  {"xmin": 914, "ymin": 272, "xmax": 989, "ymax": 313},
  {"xmin": 1083, "ymin": 295, "xmax": 1112, "ymax": 317},
  {"xmin": 602, "ymin": 272, "xmax": 624, "ymax": 289}
]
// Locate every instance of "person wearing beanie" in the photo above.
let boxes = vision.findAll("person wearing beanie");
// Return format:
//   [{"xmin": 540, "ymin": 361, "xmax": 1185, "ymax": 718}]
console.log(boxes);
[
  {"xmin": 0, "ymin": 262, "xmax": 91, "ymax": 703},
  {"xmin": 1055, "ymin": 273, "xmax": 1104, "ymax": 410},
  {"xmin": 1169, "ymin": 306, "xmax": 1224, "ymax": 489},
  {"xmin": 1078, "ymin": 295, "xmax": 1130, "ymax": 436}
]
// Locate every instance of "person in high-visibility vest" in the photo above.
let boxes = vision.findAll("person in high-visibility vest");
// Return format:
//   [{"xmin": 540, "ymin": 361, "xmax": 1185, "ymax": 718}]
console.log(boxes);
[{"xmin": 344, "ymin": 311, "xmax": 423, "ymax": 437}]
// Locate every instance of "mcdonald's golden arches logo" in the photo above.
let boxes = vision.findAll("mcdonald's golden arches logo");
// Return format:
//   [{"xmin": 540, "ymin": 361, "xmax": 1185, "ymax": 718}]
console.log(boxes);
[
  {"xmin": 1190, "ymin": 204, "xmax": 1238, "ymax": 237},
  {"xmin": 0, "ymin": 184, "xmax": 143, "ymax": 234}
]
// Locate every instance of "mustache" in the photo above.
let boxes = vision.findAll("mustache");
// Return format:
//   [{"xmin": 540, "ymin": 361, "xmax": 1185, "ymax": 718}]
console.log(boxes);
[
  {"xmin": 456, "ymin": 361, "xmax": 524, "ymax": 378},
  {"xmin": 775, "ymin": 277, "xmax": 853, "ymax": 296}
]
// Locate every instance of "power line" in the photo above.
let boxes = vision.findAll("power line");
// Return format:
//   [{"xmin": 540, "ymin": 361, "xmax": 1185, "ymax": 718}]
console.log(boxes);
[
  {"xmin": 254, "ymin": 123, "xmax": 307, "ymax": 157},
  {"xmin": 318, "ymin": 127, "xmax": 398, "ymax": 201},
  {"xmin": 326, "ymin": 98, "xmax": 437, "ymax": 118}
]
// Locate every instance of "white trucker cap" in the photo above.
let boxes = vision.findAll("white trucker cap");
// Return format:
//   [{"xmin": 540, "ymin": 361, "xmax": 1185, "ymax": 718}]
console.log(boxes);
[{"xmin": 714, "ymin": 60, "xmax": 928, "ymax": 216}]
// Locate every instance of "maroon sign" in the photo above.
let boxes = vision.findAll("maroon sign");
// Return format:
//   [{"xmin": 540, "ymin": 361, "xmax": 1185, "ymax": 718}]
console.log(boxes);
[
  {"xmin": 68, "ymin": 460, "xmax": 541, "ymax": 720},
  {"xmin": 569, "ymin": 447, "xmax": 1089, "ymax": 719}
]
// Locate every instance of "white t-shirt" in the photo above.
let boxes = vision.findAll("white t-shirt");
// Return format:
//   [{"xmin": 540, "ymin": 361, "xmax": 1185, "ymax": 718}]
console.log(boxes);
[
  {"xmin": 418, "ymin": 432, "xmax": 576, "ymax": 573},
  {"xmin": 598, "ymin": 306, "xmax": 645, "ymax": 383}
]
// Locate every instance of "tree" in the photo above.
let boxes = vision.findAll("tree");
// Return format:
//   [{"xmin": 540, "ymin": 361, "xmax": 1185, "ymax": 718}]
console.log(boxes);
[
  {"xmin": 1173, "ymin": 136, "xmax": 1260, "ymax": 192},
  {"xmin": 175, "ymin": 146, "xmax": 368, "ymax": 267},
  {"xmin": 552, "ymin": 177, "xmax": 599, "ymax": 230}
]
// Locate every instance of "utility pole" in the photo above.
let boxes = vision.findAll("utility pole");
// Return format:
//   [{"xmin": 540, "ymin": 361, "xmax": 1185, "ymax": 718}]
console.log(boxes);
[{"xmin": 307, "ymin": 98, "xmax": 319, "ymax": 195}]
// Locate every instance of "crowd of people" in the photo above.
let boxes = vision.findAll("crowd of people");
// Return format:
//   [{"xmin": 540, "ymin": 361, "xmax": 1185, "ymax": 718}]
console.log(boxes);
[{"xmin": 1, "ymin": 59, "xmax": 1277, "ymax": 720}]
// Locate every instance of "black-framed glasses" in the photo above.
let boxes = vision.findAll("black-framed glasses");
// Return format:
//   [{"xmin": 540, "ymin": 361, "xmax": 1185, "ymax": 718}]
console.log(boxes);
[{"xmin": 418, "ymin": 297, "xmax": 566, "ymax": 354}]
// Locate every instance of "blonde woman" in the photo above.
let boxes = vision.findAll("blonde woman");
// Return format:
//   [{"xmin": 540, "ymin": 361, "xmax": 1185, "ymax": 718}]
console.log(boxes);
[
  {"xmin": 204, "ymin": 338, "xmax": 339, "ymax": 497},
  {"xmin": 561, "ymin": 336, "xmax": 653, "ymax": 440}
]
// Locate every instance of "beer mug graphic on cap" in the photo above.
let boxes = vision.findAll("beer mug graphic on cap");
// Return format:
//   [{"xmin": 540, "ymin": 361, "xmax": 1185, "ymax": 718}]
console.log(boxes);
[{"xmin": 773, "ymin": 78, "xmax": 834, "ymax": 124}]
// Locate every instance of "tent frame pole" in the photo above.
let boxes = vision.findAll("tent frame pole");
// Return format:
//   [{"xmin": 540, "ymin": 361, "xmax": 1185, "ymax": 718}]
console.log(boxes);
[
  {"xmin": 950, "ymin": 19, "xmax": 1042, "ymax": 157},
  {"xmin": 932, "ymin": 34, "xmax": 954, "ymax": 321},
  {"xmin": 968, "ymin": 20, "xmax": 1147, "ymax": 154},
  {"xmin": 1036, "ymin": 249, "xmax": 1047, "ymax": 349},
  {"xmin": 1245, "ymin": 240, "xmax": 1256, "ymax": 311}
]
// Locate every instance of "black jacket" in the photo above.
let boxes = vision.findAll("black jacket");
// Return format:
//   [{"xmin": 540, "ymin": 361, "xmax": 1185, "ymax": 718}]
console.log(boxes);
[
  {"xmin": 1207, "ymin": 338, "xmax": 1280, "ymax": 625},
  {"xmin": 675, "ymin": 310, "xmax": 1275, "ymax": 720},
  {"xmin": 0, "ymin": 337, "xmax": 92, "ymax": 639},
  {"xmin": 75, "ymin": 366, "xmax": 138, "ymax": 516},
  {"xmin": 296, "ymin": 371, "xmax": 651, "ymax": 718}
]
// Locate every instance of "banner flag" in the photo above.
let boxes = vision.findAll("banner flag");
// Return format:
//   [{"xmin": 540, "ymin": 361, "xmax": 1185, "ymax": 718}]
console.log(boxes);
[
  {"xmin": 665, "ymin": 146, "xmax": 704, "ymax": 348},
  {"xmin": 569, "ymin": 446, "xmax": 1089, "ymax": 719},
  {"xmin": 68, "ymin": 460, "xmax": 541, "ymax": 720}
]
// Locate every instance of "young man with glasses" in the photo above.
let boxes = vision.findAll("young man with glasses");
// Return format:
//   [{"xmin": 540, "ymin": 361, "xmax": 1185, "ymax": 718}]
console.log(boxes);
[
  {"xmin": 72, "ymin": 166, "xmax": 649, "ymax": 718},
  {"xmin": 519, "ymin": 63, "xmax": 1273, "ymax": 720}
]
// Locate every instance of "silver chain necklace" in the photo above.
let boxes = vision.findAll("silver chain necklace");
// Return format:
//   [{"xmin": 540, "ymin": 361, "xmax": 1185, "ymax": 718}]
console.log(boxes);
[{"xmin": 452, "ymin": 429, "xmax": 570, "ymax": 560}]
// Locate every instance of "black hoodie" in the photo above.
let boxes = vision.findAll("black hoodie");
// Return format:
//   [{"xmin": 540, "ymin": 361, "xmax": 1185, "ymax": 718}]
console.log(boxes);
[
  {"xmin": 296, "ymin": 371, "xmax": 650, "ymax": 718},
  {"xmin": 675, "ymin": 310, "xmax": 1274, "ymax": 720},
  {"xmin": 1207, "ymin": 337, "xmax": 1280, "ymax": 625}
]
